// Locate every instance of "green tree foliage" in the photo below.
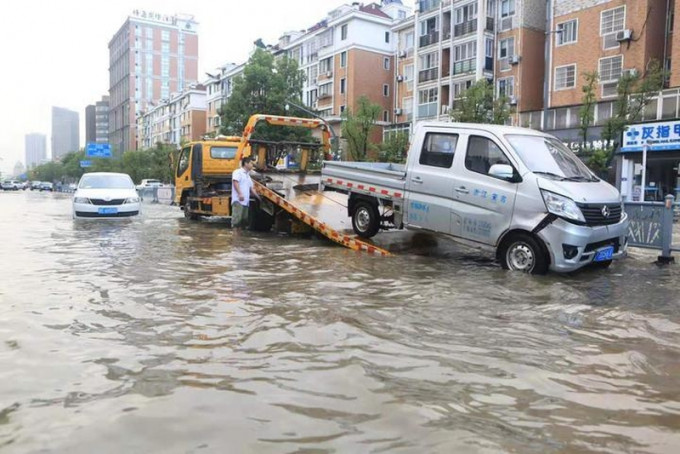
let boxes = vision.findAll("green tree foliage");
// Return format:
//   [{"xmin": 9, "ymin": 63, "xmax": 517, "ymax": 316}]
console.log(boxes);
[
  {"xmin": 378, "ymin": 131, "xmax": 409, "ymax": 163},
  {"xmin": 219, "ymin": 48, "xmax": 307, "ymax": 141},
  {"xmin": 578, "ymin": 71, "xmax": 599, "ymax": 152},
  {"xmin": 28, "ymin": 143, "xmax": 176, "ymax": 184},
  {"xmin": 450, "ymin": 79, "xmax": 512, "ymax": 124},
  {"xmin": 341, "ymin": 96, "xmax": 381, "ymax": 161},
  {"xmin": 602, "ymin": 59, "xmax": 666, "ymax": 151}
]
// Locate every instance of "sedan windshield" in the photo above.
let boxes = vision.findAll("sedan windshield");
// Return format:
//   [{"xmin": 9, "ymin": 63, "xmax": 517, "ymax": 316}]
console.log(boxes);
[
  {"xmin": 79, "ymin": 174, "xmax": 134, "ymax": 189},
  {"xmin": 505, "ymin": 135, "xmax": 597, "ymax": 181}
]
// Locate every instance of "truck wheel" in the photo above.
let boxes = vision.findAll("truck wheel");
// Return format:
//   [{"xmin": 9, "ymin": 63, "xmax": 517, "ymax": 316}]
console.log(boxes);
[
  {"xmin": 249, "ymin": 200, "xmax": 274, "ymax": 232},
  {"xmin": 352, "ymin": 201, "xmax": 380, "ymax": 238},
  {"xmin": 183, "ymin": 199, "xmax": 200, "ymax": 221},
  {"xmin": 500, "ymin": 233, "xmax": 549, "ymax": 275}
]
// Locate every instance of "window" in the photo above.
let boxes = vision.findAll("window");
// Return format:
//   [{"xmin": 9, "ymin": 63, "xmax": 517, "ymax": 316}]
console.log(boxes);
[
  {"xmin": 403, "ymin": 31, "xmax": 414, "ymax": 52},
  {"xmin": 210, "ymin": 146, "xmax": 237, "ymax": 159},
  {"xmin": 554, "ymin": 65, "xmax": 576, "ymax": 89},
  {"xmin": 419, "ymin": 133, "xmax": 458, "ymax": 168},
  {"xmin": 601, "ymin": 6, "xmax": 625, "ymax": 35},
  {"xmin": 454, "ymin": 41, "xmax": 477, "ymax": 61},
  {"xmin": 405, "ymin": 64, "xmax": 414, "ymax": 91},
  {"xmin": 418, "ymin": 87, "xmax": 439, "ymax": 117},
  {"xmin": 384, "ymin": 57, "xmax": 390, "ymax": 70},
  {"xmin": 161, "ymin": 30, "xmax": 170, "ymax": 42},
  {"xmin": 320, "ymin": 57, "xmax": 332, "ymax": 74},
  {"xmin": 500, "ymin": 0, "xmax": 515, "ymax": 17},
  {"xmin": 383, "ymin": 84, "xmax": 389, "ymax": 97},
  {"xmin": 383, "ymin": 110, "xmax": 389, "ymax": 122},
  {"xmin": 419, "ymin": 52, "xmax": 439, "ymax": 69},
  {"xmin": 455, "ymin": 2, "xmax": 478, "ymax": 24},
  {"xmin": 340, "ymin": 105, "xmax": 346, "ymax": 114},
  {"xmin": 499, "ymin": 37, "xmax": 514, "ymax": 58},
  {"xmin": 177, "ymin": 147, "xmax": 190, "ymax": 177},
  {"xmin": 340, "ymin": 51, "xmax": 347, "ymax": 68},
  {"xmin": 340, "ymin": 78, "xmax": 346, "ymax": 94},
  {"xmin": 465, "ymin": 136, "xmax": 512, "ymax": 176},
  {"xmin": 498, "ymin": 77, "xmax": 514, "ymax": 97},
  {"xmin": 599, "ymin": 55, "xmax": 623, "ymax": 81},
  {"xmin": 341, "ymin": 24, "xmax": 348, "ymax": 40},
  {"xmin": 556, "ymin": 19, "xmax": 578, "ymax": 45},
  {"xmin": 319, "ymin": 82, "xmax": 332, "ymax": 98},
  {"xmin": 385, "ymin": 31, "xmax": 390, "ymax": 43}
]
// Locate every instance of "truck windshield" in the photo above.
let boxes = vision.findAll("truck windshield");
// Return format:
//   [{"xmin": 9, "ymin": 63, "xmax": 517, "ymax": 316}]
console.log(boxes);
[
  {"xmin": 505, "ymin": 135, "xmax": 598, "ymax": 182},
  {"xmin": 211, "ymin": 146, "xmax": 238, "ymax": 159}
]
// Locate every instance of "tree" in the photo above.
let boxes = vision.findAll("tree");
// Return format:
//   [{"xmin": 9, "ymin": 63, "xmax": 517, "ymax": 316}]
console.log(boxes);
[
  {"xmin": 450, "ymin": 79, "xmax": 512, "ymax": 124},
  {"xmin": 378, "ymin": 131, "xmax": 409, "ymax": 163},
  {"xmin": 341, "ymin": 96, "xmax": 381, "ymax": 161},
  {"xmin": 219, "ymin": 48, "xmax": 306, "ymax": 138},
  {"xmin": 602, "ymin": 59, "xmax": 666, "ymax": 152},
  {"xmin": 578, "ymin": 71, "xmax": 599, "ymax": 153}
]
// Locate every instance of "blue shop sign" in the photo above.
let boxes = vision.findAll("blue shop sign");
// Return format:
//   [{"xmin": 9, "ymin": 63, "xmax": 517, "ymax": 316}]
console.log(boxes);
[{"xmin": 621, "ymin": 120, "xmax": 680, "ymax": 152}]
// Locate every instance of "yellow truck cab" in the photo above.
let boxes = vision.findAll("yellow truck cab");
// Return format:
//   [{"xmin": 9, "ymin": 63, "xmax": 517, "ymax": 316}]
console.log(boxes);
[{"xmin": 174, "ymin": 135, "xmax": 243, "ymax": 219}]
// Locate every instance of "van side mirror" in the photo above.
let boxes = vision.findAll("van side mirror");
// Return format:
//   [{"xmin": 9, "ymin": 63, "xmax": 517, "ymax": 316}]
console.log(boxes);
[{"xmin": 488, "ymin": 164, "xmax": 515, "ymax": 181}]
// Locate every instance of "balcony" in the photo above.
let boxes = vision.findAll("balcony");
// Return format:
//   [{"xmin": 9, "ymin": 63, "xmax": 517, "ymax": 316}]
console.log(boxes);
[
  {"xmin": 419, "ymin": 31, "xmax": 439, "ymax": 48},
  {"xmin": 453, "ymin": 58, "xmax": 476, "ymax": 75},
  {"xmin": 419, "ymin": 0, "xmax": 441, "ymax": 14},
  {"xmin": 419, "ymin": 67, "xmax": 439, "ymax": 83},
  {"xmin": 454, "ymin": 19, "xmax": 477, "ymax": 37}
]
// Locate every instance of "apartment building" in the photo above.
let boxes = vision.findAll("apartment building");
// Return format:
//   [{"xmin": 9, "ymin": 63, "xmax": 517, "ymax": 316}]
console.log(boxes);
[
  {"xmin": 273, "ymin": 1, "xmax": 411, "ymax": 142},
  {"xmin": 392, "ymin": 0, "xmax": 546, "ymax": 131},
  {"xmin": 109, "ymin": 10, "xmax": 199, "ymax": 153},
  {"xmin": 136, "ymin": 84, "xmax": 207, "ymax": 149},
  {"xmin": 205, "ymin": 63, "xmax": 244, "ymax": 136}
]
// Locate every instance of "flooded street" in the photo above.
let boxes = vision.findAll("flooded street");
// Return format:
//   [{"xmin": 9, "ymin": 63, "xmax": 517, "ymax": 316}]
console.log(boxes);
[{"xmin": 1, "ymin": 190, "xmax": 680, "ymax": 453}]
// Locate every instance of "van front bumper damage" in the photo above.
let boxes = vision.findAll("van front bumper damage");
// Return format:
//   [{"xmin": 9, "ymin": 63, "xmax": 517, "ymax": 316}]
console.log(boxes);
[{"xmin": 537, "ymin": 213, "xmax": 629, "ymax": 272}]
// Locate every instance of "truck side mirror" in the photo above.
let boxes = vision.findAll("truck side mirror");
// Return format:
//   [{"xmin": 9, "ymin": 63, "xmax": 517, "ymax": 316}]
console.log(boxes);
[{"xmin": 488, "ymin": 164, "xmax": 515, "ymax": 181}]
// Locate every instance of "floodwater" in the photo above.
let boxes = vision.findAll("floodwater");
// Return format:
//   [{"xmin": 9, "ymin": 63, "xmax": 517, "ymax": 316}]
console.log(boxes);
[{"xmin": 1, "ymin": 190, "xmax": 680, "ymax": 453}]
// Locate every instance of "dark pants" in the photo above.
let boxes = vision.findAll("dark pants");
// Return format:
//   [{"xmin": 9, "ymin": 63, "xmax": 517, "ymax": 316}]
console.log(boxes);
[{"xmin": 231, "ymin": 203, "xmax": 249, "ymax": 228}]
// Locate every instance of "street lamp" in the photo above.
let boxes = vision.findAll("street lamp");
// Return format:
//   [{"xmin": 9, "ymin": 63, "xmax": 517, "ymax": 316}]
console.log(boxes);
[{"xmin": 285, "ymin": 99, "xmax": 339, "ymax": 158}]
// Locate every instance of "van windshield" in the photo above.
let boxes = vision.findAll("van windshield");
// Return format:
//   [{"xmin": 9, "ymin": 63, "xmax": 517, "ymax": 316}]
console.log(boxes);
[{"xmin": 505, "ymin": 134, "xmax": 598, "ymax": 182}]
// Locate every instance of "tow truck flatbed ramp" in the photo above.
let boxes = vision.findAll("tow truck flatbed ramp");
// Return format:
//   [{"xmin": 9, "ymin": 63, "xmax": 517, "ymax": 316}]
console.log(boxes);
[{"xmin": 254, "ymin": 178, "xmax": 390, "ymax": 256}]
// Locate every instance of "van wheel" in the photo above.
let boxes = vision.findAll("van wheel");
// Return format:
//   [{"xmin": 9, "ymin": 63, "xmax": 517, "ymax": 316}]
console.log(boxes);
[
  {"xmin": 500, "ymin": 233, "xmax": 549, "ymax": 275},
  {"xmin": 352, "ymin": 201, "xmax": 380, "ymax": 238}
]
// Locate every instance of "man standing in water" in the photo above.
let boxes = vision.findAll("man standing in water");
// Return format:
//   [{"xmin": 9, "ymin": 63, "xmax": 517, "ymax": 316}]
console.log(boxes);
[{"xmin": 231, "ymin": 156, "xmax": 261, "ymax": 229}]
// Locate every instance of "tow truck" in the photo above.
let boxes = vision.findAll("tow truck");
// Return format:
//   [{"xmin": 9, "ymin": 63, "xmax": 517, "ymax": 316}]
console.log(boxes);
[{"xmin": 172, "ymin": 114, "xmax": 390, "ymax": 255}]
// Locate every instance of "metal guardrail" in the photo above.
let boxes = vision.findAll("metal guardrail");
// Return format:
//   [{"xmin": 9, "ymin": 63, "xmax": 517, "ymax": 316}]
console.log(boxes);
[
  {"xmin": 624, "ymin": 194, "xmax": 676, "ymax": 263},
  {"xmin": 137, "ymin": 186, "xmax": 175, "ymax": 204}
]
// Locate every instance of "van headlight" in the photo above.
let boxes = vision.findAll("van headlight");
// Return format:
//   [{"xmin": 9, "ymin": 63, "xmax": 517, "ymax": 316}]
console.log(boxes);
[
  {"xmin": 73, "ymin": 197, "xmax": 90, "ymax": 204},
  {"xmin": 540, "ymin": 190, "xmax": 585, "ymax": 223},
  {"xmin": 124, "ymin": 196, "xmax": 140, "ymax": 204}
]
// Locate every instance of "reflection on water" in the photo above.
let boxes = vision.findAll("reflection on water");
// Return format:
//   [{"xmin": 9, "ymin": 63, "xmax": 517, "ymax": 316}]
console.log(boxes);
[{"xmin": 1, "ymin": 192, "xmax": 680, "ymax": 453}]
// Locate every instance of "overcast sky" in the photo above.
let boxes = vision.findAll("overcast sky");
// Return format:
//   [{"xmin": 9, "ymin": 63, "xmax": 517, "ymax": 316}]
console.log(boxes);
[{"xmin": 0, "ymin": 0, "xmax": 351, "ymax": 175}]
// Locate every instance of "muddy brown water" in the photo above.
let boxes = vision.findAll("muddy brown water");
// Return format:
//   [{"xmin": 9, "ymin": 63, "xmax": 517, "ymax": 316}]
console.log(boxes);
[{"xmin": 1, "ymin": 191, "xmax": 679, "ymax": 453}]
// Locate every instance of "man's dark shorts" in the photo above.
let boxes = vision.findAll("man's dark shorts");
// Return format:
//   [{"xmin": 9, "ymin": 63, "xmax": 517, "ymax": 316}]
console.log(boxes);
[{"xmin": 231, "ymin": 203, "xmax": 249, "ymax": 228}]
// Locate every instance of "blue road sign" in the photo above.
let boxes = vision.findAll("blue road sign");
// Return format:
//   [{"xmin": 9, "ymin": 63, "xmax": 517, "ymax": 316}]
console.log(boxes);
[
  {"xmin": 86, "ymin": 143, "xmax": 112, "ymax": 158},
  {"xmin": 80, "ymin": 160, "xmax": 92, "ymax": 168}
]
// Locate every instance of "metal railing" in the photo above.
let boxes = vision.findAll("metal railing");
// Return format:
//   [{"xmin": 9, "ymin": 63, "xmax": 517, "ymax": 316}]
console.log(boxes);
[{"xmin": 624, "ymin": 194, "xmax": 677, "ymax": 263}]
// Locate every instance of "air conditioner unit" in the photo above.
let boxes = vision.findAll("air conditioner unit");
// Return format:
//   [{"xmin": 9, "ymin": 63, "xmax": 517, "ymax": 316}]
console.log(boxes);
[
  {"xmin": 396, "ymin": 74, "xmax": 404, "ymax": 82},
  {"xmin": 441, "ymin": 105, "xmax": 450, "ymax": 115},
  {"xmin": 510, "ymin": 55, "xmax": 521, "ymax": 65},
  {"xmin": 623, "ymin": 68, "xmax": 639, "ymax": 77},
  {"xmin": 394, "ymin": 108, "xmax": 403, "ymax": 115},
  {"xmin": 399, "ymin": 50, "xmax": 407, "ymax": 58},
  {"xmin": 616, "ymin": 29, "xmax": 633, "ymax": 42},
  {"xmin": 509, "ymin": 96, "xmax": 518, "ymax": 106},
  {"xmin": 326, "ymin": 71, "xmax": 333, "ymax": 78}
]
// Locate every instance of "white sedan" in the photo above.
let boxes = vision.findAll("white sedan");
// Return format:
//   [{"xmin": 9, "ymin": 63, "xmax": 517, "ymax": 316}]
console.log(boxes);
[{"xmin": 73, "ymin": 172, "xmax": 140, "ymax": 218}]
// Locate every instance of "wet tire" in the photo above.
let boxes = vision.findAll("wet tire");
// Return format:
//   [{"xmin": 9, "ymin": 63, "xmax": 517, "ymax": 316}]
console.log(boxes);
[
  {"xmin": 183, "ymin": 199, "xmax": 200, "ymax": 221},
  {"xmin": 500, "ymin": 233, "xmax": 549, "ymax": 275},
  {"xmin": 249, "ymin": 199, "xmax": 274, "ymax": 232},
  {"xmin": 352, "ymin": 201, "xmax": 380, "ymax": 238}
]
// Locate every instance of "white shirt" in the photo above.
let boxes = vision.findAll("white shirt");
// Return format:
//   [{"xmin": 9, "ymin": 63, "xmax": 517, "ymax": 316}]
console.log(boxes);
[{"xmin": 232, "ymin": 167, "xmax": 253, "ymax": 206}]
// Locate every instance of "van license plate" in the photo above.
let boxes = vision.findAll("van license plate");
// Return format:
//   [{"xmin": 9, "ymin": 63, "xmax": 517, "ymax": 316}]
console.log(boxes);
[
  {"xmin": 98, "ymin": 207, "xmax": 118, "ymax": 214},
  {"xmin": 593, "ymin": 246, "xmax": 614, "ymax": 262}
]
